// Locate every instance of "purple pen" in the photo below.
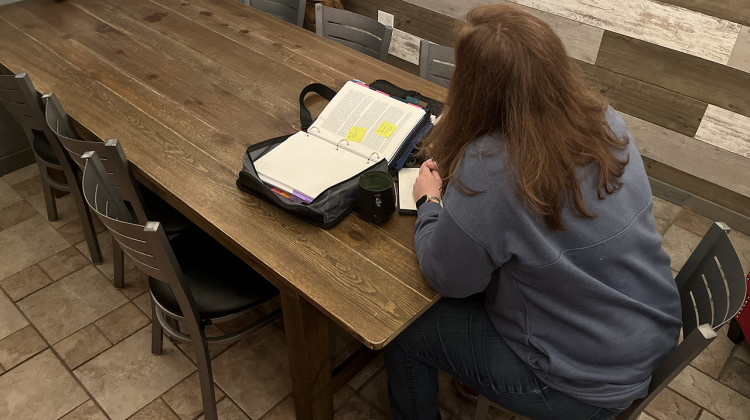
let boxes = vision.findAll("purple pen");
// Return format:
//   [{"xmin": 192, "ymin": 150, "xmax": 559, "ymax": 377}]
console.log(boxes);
[{"xmin": 292, "ymin": 190, "xmax": 314, "ymax": 204}]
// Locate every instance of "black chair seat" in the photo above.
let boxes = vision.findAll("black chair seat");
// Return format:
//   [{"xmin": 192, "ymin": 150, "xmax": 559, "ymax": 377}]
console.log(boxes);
[
  {"xmin": 140, "ymin": 187, "xmax": 194, "ymax": 234},
  {"xmin": 149, "ymin": 229, "xmax": 278, "ymax": 320},
  {"xmin": 32, "ymin": 130, "xmax": 59, "ymax": 164}
]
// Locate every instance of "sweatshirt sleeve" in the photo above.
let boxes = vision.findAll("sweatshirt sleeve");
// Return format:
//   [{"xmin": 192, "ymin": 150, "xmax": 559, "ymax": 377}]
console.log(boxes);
[{"xmin": 414, "ymin": 202, "xmax": 497, "ymax": 297}]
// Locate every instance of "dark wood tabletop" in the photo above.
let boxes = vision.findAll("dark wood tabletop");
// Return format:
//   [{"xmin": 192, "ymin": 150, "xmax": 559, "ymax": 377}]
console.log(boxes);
[{"xmin": 0, "ymin": 0, "xmax": 446, "ymax": 417}]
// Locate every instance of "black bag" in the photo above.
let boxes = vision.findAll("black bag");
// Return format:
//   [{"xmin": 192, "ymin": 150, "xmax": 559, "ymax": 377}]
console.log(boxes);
[
  {"xmin": 236, "ymin": 81, "xmax": 439, "ymax": 228},
  {"xmin": 369, "ymin": 79, "xmax": 444, "ymax": 116}
]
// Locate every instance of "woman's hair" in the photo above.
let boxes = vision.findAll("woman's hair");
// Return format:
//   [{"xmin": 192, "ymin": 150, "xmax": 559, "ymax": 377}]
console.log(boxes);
[{"xmin": 422, "ymin": 4, "xmax": 629, "ymax": 231}]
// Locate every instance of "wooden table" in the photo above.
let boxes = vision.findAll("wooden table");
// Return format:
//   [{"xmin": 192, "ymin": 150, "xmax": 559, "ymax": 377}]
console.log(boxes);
[{"xmin": 0, "ymin": 0, "xmax": 444, "ymax": 417}]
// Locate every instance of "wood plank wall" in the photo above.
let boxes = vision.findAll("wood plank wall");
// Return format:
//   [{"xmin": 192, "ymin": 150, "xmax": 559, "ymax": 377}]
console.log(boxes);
[{"xmin": 344, "ymin": 0, "xmax": 750, "ymax": 220}]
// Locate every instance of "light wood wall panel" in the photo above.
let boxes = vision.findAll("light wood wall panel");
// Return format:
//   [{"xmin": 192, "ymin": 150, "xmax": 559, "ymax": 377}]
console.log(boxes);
[
  {"xmin": 596, "ymin": 32, "xmax": 750, "ymax": 119},
  {"xmin": 695, "ymin": 105, "xmax": 750, "ymax": 158},
  {"xmin": 404, "ymin": 0, "xmax": 604, "ymax": 64},
  {"xmin": 246, "ymin": 0, "xmax": 750, "ymax": 227},
  {"xmin": 345, "ymin": 0, "xmax": 750, "ymax": 219},
  {"xmin": 389, "ymin": 28, "xmax": 421, "ymax": 65},
  {"xmin": 657, "ymin": 0, "xmax": 750, "ymax": 27},
  {"xmin": 729, "ymin": 26, "xmax": 750, "ymax": 73},
  {"xmin": 511, "ymin": 0, "xmax": 740, "ymax": 64},
  {"xmin": 578, "ymin": 62, "xmax": 707, "ymax": 137},
  {"xmin": 346, "ymin": 0, "xmax": 457, "ymax": 48},
  {"xmin": 622, "ymin": 113, "xmax": 750, "ymax": 215},
  {"xmin": 407, "ymin": 0, "xmax": 741, "ymax": 64}
]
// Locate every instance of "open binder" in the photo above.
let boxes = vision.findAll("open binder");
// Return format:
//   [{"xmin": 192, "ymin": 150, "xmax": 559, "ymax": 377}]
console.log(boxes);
[
  {"xmin": 237, "ymin": 80, "xmax": 441, "ymax": 228},
  {"xmin": 253, "ymin": 80, "xmax": 429, "ymax": 202}
]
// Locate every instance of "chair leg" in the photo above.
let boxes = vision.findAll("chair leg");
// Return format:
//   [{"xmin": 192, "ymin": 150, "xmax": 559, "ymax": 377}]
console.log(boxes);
[
  {"xmin": 728, "ymin": 318, "xmax": 745, "ymax": 344},
  {"xmin": 151, "ymin": 302, "xmax": 164, "ymax": 355},
  {"xmin": 166, "ymin": 317, "xmax": 181, "ymax": 344},
  {"xmin": 474, "ymin": 395, "xmax": 491, "ymax": 420},
  {"xmin": 113, "ymin": 240, "xmax": 125, "ymax": 289},
  {"xmin": 193, "ymin": 329, "xmax": 218, "ymax": 420},
  {"xmin": 70, "ymin": 180, "xmax": 103, "ymax": 264},
  {"xmin": 41, "ymin": 179, "xmax": 59, "ymax": 222}
]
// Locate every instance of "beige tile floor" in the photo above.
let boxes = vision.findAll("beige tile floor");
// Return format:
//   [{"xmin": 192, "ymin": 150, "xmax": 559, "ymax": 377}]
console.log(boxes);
[{"xmin": 0, "ymin": 164, "xmax": 749, "ymax": 420}]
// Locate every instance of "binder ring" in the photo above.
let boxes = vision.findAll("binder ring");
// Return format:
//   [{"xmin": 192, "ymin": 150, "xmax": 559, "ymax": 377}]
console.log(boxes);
[
  {"xmin": 308, "ymin": 126, "xmax": 321, "ymax": 134},
  {"xmin": 337, "ymin": 138, "xmax": 349, "ymax": 150},
  {"xmin": 367, "ymin": 152, "xmax": 380, "ymax": 164}
]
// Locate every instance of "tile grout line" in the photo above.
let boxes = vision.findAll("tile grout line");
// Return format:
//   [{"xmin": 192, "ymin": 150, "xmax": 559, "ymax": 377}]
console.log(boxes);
[
  {"xmin": 159, "ymin": 395, "xmax": 187, "ymax": 420},
  {"xmin": 121, "ymin": 322, "xmax": 243, "ymax": 419},
  {"xmin": 256, "ymin": 393, "xmax": 292, "ymax": 420},
  {"xmin": 5, "ymin": 167, "xmax": 749, "ymax": 418},
  {"xmin": 91, "ymin": 321, "xmax": 115, "ymax": 347},
  {"xmin": 95, "ymin": 276, "xmax": 255, "ymax": 418},
  {"xmin": 667, "ymin": 382, "xmax": 737, "ymax": 419},
  {"xmin": 56, "ymin": 399, "xmax": 100, "ymax": 420},
  {"xmin": 355, "ymin": 386, "xmax": 391, "ymax": 419},
  {"xmin": 0, "ymin": 283, "xmax": 114, "ymax": 420},
  {"xmin": 89, "ymin": 298, "xmax": 155, "ymax": 346},
  {"xmin": 6, "ymin": 263, "xmax": 53, "ymax": 301},
  {"xmin": 168, "ymin": 330, "xmax": 262, "ymax": 418}
]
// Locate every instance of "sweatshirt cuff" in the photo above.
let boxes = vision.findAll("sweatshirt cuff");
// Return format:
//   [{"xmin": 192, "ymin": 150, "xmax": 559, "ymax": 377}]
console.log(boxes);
[{"xmin": 417, "ymin": 201, "xmax": 442, "ymax": 217}]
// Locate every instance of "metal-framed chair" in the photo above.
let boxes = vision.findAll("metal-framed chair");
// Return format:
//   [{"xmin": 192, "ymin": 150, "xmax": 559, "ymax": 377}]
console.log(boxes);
[
  {"xmin": 246, "ymin": 0, "xmax": 306, "ymax": 26},
  {"xmin": 43, "ymin": 92, "xmax": 193, "ymax": 288},
  {"xmin": 315, "ymin": 3, "xmax": 392, "ymax": 61},
  {"xmin": 0, "ymin": 94, "xmax": 33, "ymax": 175},
  {"xmin": 81, "ymin": 151, "xmax": 281, "ymax": 420},
  {"xmin": 0, "ymin": 73, "xmax": 102, "ymax": 264},
  {"xmin": 419, "ymin": 40, "xmax": 455, "ymax": 89},
  {"xmin": 474, "ymin": 222, "xmax": 747, "ymax": 420}
]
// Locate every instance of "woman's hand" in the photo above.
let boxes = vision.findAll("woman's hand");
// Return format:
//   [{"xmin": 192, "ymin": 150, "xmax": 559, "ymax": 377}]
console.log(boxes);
[{"xmin": 412, "ymin": 159, "xmax": 443, "ymax": 203}]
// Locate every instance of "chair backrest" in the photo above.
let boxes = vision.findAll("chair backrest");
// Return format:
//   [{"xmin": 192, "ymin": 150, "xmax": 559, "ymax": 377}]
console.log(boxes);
[
  {"xmin": 0, "ymin": 73, "xmax": 70, "ymax": 164},
  {"xmin": 675, "ymin": 222, "xmax": 746, "ymax": 331},
  {"xmin": 0, "ymin": 73, "xmax": 82, "ymax": 192},
  {"xmin": 248, "ymin": 0, "xmax": 305, "ymax": 26},
  {"xmin": 81, "ymin": 151, "xmax": 203, "ymax": 325},
  {"xmin": 315, "ymin": 3, "xmax": 392, "ymax": 61},
  {"xmin": 43, "ymin": 92, "xmax": 149, "ymax": 223},
  {"xmin": 615, "ymin": 222, "xmax": 746, "ymax": 420},
  {"xmin": 0, "ymin": 73, "xmax": 47, "ymax": 136},
  {"xmin": 418, "ymin": 40, "xmax": 455, "ymax": 89}
]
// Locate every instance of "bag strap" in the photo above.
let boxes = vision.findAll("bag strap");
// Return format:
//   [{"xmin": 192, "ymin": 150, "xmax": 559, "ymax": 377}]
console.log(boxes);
[{"xmin": 299, "ymin": 83, "xmax": 337, "ymax": 131}]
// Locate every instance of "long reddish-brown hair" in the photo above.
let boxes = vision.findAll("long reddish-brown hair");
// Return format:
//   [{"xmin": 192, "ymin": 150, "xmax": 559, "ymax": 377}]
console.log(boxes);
[{"xmin": 423, "ymin": 4, "xmax": 629, "ymax": 231}]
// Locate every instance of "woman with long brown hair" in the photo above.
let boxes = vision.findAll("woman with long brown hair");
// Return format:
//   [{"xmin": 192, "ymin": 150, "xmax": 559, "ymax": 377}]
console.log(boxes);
[{"xmin": 384, "ymin": 5, "xmax": 681, "ymax": 420}]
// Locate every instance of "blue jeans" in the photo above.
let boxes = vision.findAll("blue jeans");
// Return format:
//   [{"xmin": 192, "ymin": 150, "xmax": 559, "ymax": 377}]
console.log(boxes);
[{"xmin": 384, "ymin": 295, "xmax": 625, "ymax": 420}]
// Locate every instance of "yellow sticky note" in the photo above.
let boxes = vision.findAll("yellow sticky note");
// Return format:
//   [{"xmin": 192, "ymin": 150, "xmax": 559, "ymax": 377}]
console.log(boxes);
[
  {"xmin": 375, "ymin": 121, "xmax": 397, "ymax": 138},
  {"xmin": 346, "ymin": 126, "xmax": 366, "ymax": 143}
]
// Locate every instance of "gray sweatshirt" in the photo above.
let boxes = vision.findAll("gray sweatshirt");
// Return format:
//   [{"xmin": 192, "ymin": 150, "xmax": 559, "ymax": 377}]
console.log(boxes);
[{"xmin": 414, "ymin": 108, "xmax": 682, "ymax": 408}]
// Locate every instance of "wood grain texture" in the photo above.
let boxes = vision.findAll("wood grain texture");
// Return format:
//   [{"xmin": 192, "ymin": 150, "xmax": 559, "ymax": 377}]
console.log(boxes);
[
  {"xmin": 729, "ymin": 26, "xmax": 750, "ymax": 73},
  {"xmin": 386, "ymin": 54, "xmax": 419, "ymax": 76},
  {"xmin": 0, "ymin": 0, "xmax": 443, "ymax": 352},
  {"xmin": 281, "ymin": 292, "xmax": 332, "ymax": 420},
  {"xmin": 390, "ymin": 27, "xmax": 421, "ymax": 65},
  {"xmin": 657, "ymin": 0, "xmax": 750, "ymax": 27},
  {"xmin": 577, "ymin": 61, "xmax": 707, "ymax": 137},
  {"xmin": 345, "ymin": 0, "xmax": 458, "ymax": 52},
  {"xmin": 695, "ymin": 105, "xmax": 750, "ymax": 158},
  {"xmin": 345, "ymin": 0, "xmax": 750, "ymax": 222},
  {"xmin": 622, "ymin": 112, "xmax": 750, "ymax": 216},
  {"xmin": 597, "ymin": 31, "xmax": 750, "ymax": 119},
  {"xmin": 508, "ymin": 0, "xmax": 741, "ymax": 64},
  {"xmin": 650, "ymin": 178, "xmax": 750, "ymax": 237},
  {"xmin": 403, "ymin": 0, "xmax": 604, "ymax": 64}
]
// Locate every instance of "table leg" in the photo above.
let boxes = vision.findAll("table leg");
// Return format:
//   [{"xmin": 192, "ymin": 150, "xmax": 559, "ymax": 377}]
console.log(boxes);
[{"xmin": 281, "ymin": 291, "xmax": 333, "ymax": 420}]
